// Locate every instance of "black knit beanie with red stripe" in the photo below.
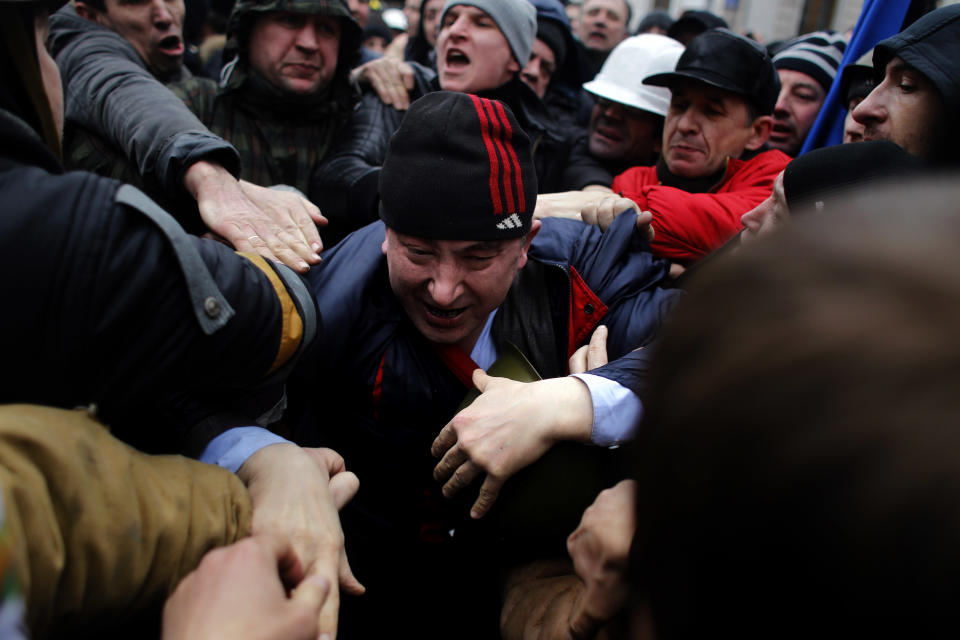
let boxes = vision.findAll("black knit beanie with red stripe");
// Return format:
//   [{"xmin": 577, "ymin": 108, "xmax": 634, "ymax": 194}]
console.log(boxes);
[{"xmin": 379, "ymin": 91, "xmax": 538, "ymax": 240}]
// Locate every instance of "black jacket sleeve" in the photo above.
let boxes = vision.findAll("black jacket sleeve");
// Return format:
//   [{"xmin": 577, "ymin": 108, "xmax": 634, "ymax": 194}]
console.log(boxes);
[
  {"xmin": 1, "ymin": 160, "xmax": 315, "ymax": 454},
  {"xmin": 49, "ymin": 6, "xmax": 240, "ymax": 198}
]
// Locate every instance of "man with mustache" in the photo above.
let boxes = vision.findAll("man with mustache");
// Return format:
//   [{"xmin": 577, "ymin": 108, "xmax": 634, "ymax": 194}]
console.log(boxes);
[
  {"xmin": 852, "ymin": 4, "xmax": 960, "ymax": 168},
  {"xmin": 610, "ymin": 29, "xmax": 790, "ymax": 264},
  {"xmin": 49, "ymin": 0, "xmax": 329, "ymax": 273}
]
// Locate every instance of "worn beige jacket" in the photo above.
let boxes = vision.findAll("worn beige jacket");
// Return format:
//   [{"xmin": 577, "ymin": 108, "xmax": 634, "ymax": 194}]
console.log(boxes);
[{"xmin": 0, "ymin": 405, "xmax": 252, "ymax": 638}]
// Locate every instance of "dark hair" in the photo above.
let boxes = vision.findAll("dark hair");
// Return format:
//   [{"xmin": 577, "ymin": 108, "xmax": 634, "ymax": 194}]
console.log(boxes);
[
  {"xmin": 636, "ymin": 10, "xmax": 672, "ymax": 35},
  {"xmin": 743, "ymin": 98, "xmax": 762, "ymax": 125},
  {"xmin": 404, "ymin": 0, "xmax": 441, "ymax": 66},
  {"xmin": 0, "ymin": 3, "xmax": 61, "ymax": 156},
  {"xmin": 76, "ymin": 0, "xmax": 107, "ymax": 12},
  {"xmin": 630, "ymin": 176, "xmax": 960, "ymax": 639}
]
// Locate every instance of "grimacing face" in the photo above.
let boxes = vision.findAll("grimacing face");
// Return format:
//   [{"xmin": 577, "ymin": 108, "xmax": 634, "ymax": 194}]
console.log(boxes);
[
  {"xmin": 853, "ymin": 56, "xmax": 945, "ymax": 159},
  {"xmin": 436, "ymin": 5, "xmax": 519, "ymax": 94},
  {"xmin": 662, "ymin": 81, "xmax": 771, "ymax": 178},
  {"xmin": 248, "ymin": 11, "xmax": 341, "ymax": 95},
  {"xmin": 80, "ymin": 0, "xmax": 185, "ymax": 79},
  {"xmin": 382, "ymin": 223, "xmax": 539, "ymax": 353},
  {"xmin": 588, "ymin": 97, "xmax": 663, "ymax": 166}
]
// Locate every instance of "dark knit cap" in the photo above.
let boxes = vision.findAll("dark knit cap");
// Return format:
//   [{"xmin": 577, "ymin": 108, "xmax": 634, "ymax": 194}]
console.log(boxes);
[
  {"xmin": 637, "ymin": 10, "xmax": 673, "ymax": 35},
  {"xmin": 773, "ymin": 31, "xmax": 847, "ymax": 94},
  {"xmin": 783, "ymin": 140, "xmax": 920, "ymax": 211},
  {"xmin": 667, "ymin": 10, "xmax": 727, "ymax": 43},
  {"xmin": 838, "ymin": 49, "xmax": 875, "ymax": 106},
  {"xmin": 874, "ymin": 4, "xmax": 960, "ymax": 113},
  {"xmin": 537, "ymin": 19, "xmax": 568, "ymax": 69},
  {"xmin": 380, "ymin": 91, "xmax": 537, "ymax": 240}
]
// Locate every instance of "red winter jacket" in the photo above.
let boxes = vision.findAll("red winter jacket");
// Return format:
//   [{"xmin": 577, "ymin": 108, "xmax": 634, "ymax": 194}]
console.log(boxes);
[{"xmin": 612, "ymin": 149, "xmax": 790, "ymax": 263}]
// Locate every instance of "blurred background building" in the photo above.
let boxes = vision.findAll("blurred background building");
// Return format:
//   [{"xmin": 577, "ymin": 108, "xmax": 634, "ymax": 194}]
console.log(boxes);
[{"xmin": 626, "ymin": 0, "xmax": 958, "ymax": 41}]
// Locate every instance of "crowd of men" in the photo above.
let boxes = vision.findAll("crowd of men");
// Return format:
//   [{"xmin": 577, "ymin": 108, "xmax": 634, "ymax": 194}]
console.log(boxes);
[{"xmin": 2, "ymin": 0, "xmax": 960, "ymax": 637}]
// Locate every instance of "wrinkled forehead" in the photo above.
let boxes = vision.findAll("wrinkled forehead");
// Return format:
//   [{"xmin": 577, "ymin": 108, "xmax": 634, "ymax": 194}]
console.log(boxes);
[
  {"xmin": 441, "ymin": 3, "xmax": 492, "ymax": 22},
  {"xmin": 389, "ymin": 227, "xmax": 520, "ymax": 253},
  {"xmin": 669, "ymin": 80, "xmax": 748, "ymax": 110},
  {"xmin": 583, "ymin": 0, "xmax": 628, "ymax": 14},
  {"xmin": 105, "ymin": 0, "xmax": 184, "ymax": 14}
]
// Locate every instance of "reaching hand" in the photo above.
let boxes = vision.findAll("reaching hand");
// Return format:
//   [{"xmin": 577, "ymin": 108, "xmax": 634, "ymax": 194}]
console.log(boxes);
[
  {"xmin": 162, "ymin": 535, "xmax": 331, "ymax": 640},
  {"xmin": 183, "ymin": 161, "xmax": 326, "ymax": 273},
  {"xmin": 237, "ymin": 444, "xmax": 364, "ymax": 639},
  {"xmin": 534, "ymin": 190, "xmax": 654, "ymax": 239},
  {"xmin": 350, "ymin": 57, "xmax": 415, "ymax": 110},
  {"xmin": 431, "ymin": 370, "xmax": 593, "ymax": 519},
  {"xmin": 566, "ymin": 479, "xmax": 638, "ymax": 639}
]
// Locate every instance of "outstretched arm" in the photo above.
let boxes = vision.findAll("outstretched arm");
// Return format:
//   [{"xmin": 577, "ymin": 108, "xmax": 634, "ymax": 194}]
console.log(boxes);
[
  {"xmin": 432, "ymin": 369, "xmax": 595, "ymax": 519},
  {"xmin": 236, "ymin": 444, "xmax": 364, "ymax": 640},
  {"xmin": 432, "ymin": 327, "xmax": 640, "ymax": 518},
  {"xmin": 51, "ymin": 8, "xmax": 324, "ymax": 271}
]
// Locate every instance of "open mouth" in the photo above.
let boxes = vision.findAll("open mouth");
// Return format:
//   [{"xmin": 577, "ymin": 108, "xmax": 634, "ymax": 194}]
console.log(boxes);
[
  {"xmin": 425, "ymin": 303, "xmax": 466, "ymax": 320},
  {"xmin": 770, "ymin": 124, "xmax": 794, "ymax": 139},
  {"xmin": 445, "ymin": 48, "xmax": 470, "ymax": 69},
  {"xmin": 157, "ymin": 34, "xmax": 184, "ymax": 57},
  {"xmin": 594, "ymin": 122, "xmax": 623, "ymax": 141}
]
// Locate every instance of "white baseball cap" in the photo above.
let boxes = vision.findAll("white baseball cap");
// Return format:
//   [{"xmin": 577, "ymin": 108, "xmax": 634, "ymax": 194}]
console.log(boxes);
[{"xmin": 583, "ymin": 34, "xmax": 684, "ymax": 116}]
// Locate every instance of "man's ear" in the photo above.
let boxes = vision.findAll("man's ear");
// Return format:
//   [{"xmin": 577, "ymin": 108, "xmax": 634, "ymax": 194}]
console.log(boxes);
[
  {"xmin": 744, "ymin": 115, "xmax": 774, "ymax": 151},
  {"xmin": 517, "ymin": 218, "xmax": 541, "ymax": 269},
  {"xmin": 75, "ymin": 2, "xmax": 109, "ymax": 25},
  {"xmin": 381, "ymin": 227, "xmax": 392, "ymax": 255},
  {"xmin": 507, "ymin": 57, "xmax": 521, "ymax": 75}
]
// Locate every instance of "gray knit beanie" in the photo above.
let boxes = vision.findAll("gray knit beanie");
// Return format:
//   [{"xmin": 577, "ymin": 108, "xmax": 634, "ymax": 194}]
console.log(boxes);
[{"xmin": 439, "ymin": 0, "xmax": 537, "ymax": 66}]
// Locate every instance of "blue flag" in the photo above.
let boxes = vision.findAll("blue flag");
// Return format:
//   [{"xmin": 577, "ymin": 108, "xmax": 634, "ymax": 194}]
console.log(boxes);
[{"xmin": 799, "ymin": 0, "xmax": 911, "ymax": 154}]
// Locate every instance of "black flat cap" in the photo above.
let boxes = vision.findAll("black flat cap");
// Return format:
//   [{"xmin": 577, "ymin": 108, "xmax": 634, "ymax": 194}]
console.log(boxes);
[{"xmin": 644, "ymin": 28, "xmax": 780, "ymax": 115}]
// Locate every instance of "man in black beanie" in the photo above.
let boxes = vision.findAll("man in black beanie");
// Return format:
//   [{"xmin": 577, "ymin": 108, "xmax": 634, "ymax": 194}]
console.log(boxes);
[
  {"xmin": 314, "ymin": 0, "xmax": 611, "ymax": 247},
  {"xmin": 740, "ymin": 140, "xmax": 920, "ymax": 244},
  {"xmin": 281, "ymin": 91, "xmax": 679, "ymax": 637}
]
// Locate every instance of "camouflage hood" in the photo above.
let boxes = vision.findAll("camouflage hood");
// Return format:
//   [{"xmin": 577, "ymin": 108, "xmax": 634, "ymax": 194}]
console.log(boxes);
[{"xmin": 222, "ymin": 0, "xmax": 361, "ymax": 98}]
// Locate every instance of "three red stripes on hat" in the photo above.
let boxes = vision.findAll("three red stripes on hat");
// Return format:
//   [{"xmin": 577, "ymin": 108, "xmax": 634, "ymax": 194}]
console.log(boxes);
[{"xmin": 469, "ymin": 94, "xmax": 525, "ymax": 216}]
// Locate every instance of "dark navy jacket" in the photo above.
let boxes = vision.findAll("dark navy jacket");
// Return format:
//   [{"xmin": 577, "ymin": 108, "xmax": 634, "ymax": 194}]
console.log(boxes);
[{"xmin": 291, "ymin": 213, "xmax": 679, "ymax": 637}]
